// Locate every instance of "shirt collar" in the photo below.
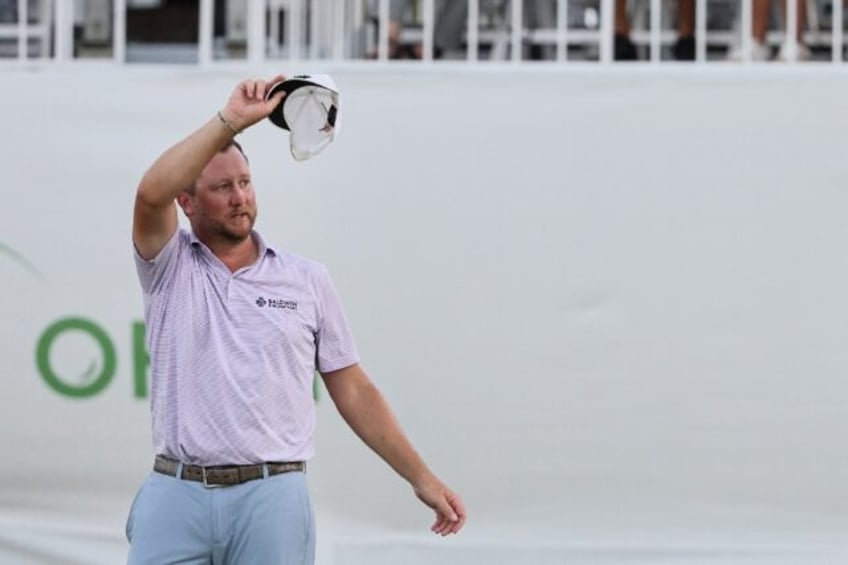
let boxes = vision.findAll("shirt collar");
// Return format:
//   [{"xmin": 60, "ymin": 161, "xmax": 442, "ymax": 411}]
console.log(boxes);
[{"xmin": 188, "ymin": 229, "xmax": 277, "ymax": 259}]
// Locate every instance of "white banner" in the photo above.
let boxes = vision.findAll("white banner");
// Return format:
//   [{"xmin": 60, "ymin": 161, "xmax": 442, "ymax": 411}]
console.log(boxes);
[{"xmin": 1, "ymin": 66, "xmax": 847, "ymax": 564}]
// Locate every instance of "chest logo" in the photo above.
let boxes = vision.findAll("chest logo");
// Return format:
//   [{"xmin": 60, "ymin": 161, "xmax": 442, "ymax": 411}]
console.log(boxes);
[{"xmin": 256, "ymin": 296, "xmax": 297, "ymax": 311}]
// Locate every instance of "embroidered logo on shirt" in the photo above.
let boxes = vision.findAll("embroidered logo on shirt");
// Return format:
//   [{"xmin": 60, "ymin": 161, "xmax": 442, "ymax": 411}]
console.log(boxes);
[{"xmin": 256, "ymin": 296, "xmax": 297, "ymax": 311}]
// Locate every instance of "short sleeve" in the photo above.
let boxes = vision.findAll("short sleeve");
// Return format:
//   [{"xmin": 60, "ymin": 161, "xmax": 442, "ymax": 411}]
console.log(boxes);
[
  {"xmin": 313, "ymin": 265, "xmax": 360, "ymax": 373},
  {"xmin": 133, "ymin": 228, "xmax": 184, "ymax": 295}
]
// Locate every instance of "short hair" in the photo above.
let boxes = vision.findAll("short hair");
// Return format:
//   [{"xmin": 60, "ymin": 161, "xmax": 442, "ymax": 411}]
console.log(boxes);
[
  {"xmin": 185, "ymin": 140, "xmax": 249, "ymax": 195},
  {"xmin": 226, "ymin": 139, "xmax": 249, "ymax": 164}
]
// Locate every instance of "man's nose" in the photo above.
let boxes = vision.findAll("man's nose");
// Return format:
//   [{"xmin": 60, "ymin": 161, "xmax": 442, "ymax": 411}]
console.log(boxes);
[{"xmin": 230, "ymin": 187, "xmax": 247, "ymax": 205}]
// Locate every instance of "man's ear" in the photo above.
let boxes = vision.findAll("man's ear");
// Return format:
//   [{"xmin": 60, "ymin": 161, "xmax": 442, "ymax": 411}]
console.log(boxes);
[{"xmin": 177, "ymin": 192, "xmax": 193, "ymax": 217}]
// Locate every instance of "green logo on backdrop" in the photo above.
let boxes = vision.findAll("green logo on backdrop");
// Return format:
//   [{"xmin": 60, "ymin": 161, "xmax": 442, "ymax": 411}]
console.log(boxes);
[
  {"xmin": 35, "ymin": 316, "xmax": 321, "ymax": 401},
  {"xmin": 11, "ymin": 245, "xmax": 321, "ymax": 401},
  {"xmin": 35, "ymin": 317, "xmax": 148, "ymax": 399}
]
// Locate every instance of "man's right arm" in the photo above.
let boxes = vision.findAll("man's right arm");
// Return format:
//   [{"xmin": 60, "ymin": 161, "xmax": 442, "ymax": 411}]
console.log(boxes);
[
  {"xmin": 132, "ymin": 76, "xmax": 286, "ymax": 260},
  {"xmin": 133, "ymin": 115, "xmax": 232, "ymax": 260}
]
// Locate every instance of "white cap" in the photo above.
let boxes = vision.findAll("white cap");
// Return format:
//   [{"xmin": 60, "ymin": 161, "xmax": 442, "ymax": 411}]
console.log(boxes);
[{"xmin": 266, "ymin": 74, "xmax": 341, "ymax": 161}]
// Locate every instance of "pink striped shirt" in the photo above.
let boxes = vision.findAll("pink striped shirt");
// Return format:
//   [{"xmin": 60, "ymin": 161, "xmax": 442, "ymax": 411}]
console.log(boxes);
[{"xmin": 134, "ymin": 228, "xmax": 359, "ymax": 465}]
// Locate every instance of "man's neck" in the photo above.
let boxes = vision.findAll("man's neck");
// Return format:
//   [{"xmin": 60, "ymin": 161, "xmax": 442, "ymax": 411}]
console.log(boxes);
[{"xmin": 206, "ymin": 234, "xmax": 259, "ymax": 272}]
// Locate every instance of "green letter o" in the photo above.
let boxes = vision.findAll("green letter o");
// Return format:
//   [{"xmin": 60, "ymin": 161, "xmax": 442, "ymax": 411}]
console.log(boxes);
[{"xmin": 36, "ymin": 317, "xmax": 116, "ymax": 398}]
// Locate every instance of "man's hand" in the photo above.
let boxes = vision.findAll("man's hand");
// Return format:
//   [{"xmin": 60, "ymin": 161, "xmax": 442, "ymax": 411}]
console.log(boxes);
[
  {"xmin": 413, "ymin": 474, "xmax": 467, "ymax": 536},
  {"xmin": 321, "ymin": 364, "xmax": 467, "ymax": 537},
  {"xmin": 220, "ymin": 75, "xmax": 287, "ymax": 134}
]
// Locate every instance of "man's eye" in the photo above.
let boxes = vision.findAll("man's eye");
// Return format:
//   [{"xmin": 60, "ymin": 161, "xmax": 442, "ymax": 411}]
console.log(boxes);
[{"xmin": 238, "ymin": 179, "xmax": 251, "ymax": 188}]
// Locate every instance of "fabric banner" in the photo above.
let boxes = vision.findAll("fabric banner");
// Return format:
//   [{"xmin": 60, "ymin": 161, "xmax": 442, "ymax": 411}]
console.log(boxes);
[{"xmin": 2, "ymin": 66, "xmax": 847, "ymax": 564}]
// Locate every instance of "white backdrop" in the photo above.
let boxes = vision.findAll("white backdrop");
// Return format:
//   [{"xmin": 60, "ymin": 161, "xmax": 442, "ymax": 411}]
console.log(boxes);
[{"xmin": 1, "ymin": 64, "xmax": 847, "ymax": 564}]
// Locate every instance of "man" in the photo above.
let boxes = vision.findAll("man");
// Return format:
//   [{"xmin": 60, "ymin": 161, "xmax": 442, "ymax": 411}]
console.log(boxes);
[
  {"xmin": 725, "ymin": 0, "xmax": 809, "ymax": 61},
  {"xmin": 614, "ymin": 0, "xmax": 697, "ymax": 61},
  {"xmin": 127, "ymin": 74, "xmax": 466, "ymax": 564}
]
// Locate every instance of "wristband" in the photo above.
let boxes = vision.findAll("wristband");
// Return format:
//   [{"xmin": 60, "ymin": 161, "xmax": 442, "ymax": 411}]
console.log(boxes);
[{"xmin": 216, "ymin": 110, "xmax": 241, "ymax": 136}]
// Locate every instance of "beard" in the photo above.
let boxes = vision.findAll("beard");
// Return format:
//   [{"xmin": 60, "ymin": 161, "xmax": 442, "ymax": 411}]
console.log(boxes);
[{"xmin": 206, "ymin": 209, "xmax": 257, "ymax": 243}]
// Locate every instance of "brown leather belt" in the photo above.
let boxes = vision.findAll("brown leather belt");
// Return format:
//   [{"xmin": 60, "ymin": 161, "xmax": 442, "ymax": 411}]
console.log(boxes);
[{"xmin": 154, "ymin": 455, "xmax": 305, "ymax": 487}]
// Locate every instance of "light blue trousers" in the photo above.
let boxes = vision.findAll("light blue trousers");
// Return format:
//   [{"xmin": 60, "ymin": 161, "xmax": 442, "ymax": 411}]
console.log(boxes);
[{"xmin": 126, "ymin": 467, "xmax": 315, "ymax": 565}]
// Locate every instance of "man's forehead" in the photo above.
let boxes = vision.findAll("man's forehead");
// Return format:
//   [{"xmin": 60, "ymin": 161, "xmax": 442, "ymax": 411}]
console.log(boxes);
[{"xmin": 200, "ymin": 150, "xmax": 250, "ymax": 179}]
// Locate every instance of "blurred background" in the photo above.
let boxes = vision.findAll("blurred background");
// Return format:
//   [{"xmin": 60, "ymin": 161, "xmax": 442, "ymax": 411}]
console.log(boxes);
[
  {"xmin": 3, "ymin": 0, "xmax": 848, "ymax": 62},
  {"xmin": 2, "ymin": 1, "xmax": 848, "ymax": 564}
]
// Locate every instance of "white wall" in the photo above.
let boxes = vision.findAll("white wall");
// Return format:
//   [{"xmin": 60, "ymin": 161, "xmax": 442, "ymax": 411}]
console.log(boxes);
[{"xmin": 1, "ymin": 64, "xmax": 847, "ymax": 564}]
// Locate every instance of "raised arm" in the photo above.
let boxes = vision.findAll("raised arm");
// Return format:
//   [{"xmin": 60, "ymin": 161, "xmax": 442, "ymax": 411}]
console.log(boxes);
[
  {"xmin": 321, "ymin": 363, "xmax": 467, "ymax": 536},
  {"xmin": 132, "ymin": 75, "xmax": 286, "ymax": 260}
]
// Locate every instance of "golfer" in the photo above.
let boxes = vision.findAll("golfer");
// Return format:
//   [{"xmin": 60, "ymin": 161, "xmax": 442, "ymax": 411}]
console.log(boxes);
[{"xmin": 126, "ymin": 74, "xmax": 466, "ymax": 564}]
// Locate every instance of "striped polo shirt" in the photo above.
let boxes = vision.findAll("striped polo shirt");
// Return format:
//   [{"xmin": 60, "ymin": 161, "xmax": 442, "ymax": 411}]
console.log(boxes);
[{"xmin": 134, "ymin": 228, "xmax": 359, "ymax": 465}]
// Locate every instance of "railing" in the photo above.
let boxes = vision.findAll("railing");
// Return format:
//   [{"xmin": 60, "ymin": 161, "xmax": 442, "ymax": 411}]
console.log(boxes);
[{"xmin": 1, "ymin": 0, "xmax": 844, "ymax": 64}]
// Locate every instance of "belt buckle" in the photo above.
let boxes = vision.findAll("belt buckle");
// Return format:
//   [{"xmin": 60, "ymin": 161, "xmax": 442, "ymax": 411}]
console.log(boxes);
[{"xmin": 201, "ymin": 466, "xmax": 224, "ymax": 488}]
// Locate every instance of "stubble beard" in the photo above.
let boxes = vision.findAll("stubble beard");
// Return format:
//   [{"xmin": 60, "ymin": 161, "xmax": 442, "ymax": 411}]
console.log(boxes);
[{"xmin": 211, "ymin": 209, "xmax": 258, "ymax": 243}]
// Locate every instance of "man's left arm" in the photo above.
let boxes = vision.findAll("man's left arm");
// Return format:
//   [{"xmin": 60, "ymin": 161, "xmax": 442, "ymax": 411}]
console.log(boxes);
[{"xmin": 321, "ymin": 363, "xmax": 466, "ymax": 536}]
